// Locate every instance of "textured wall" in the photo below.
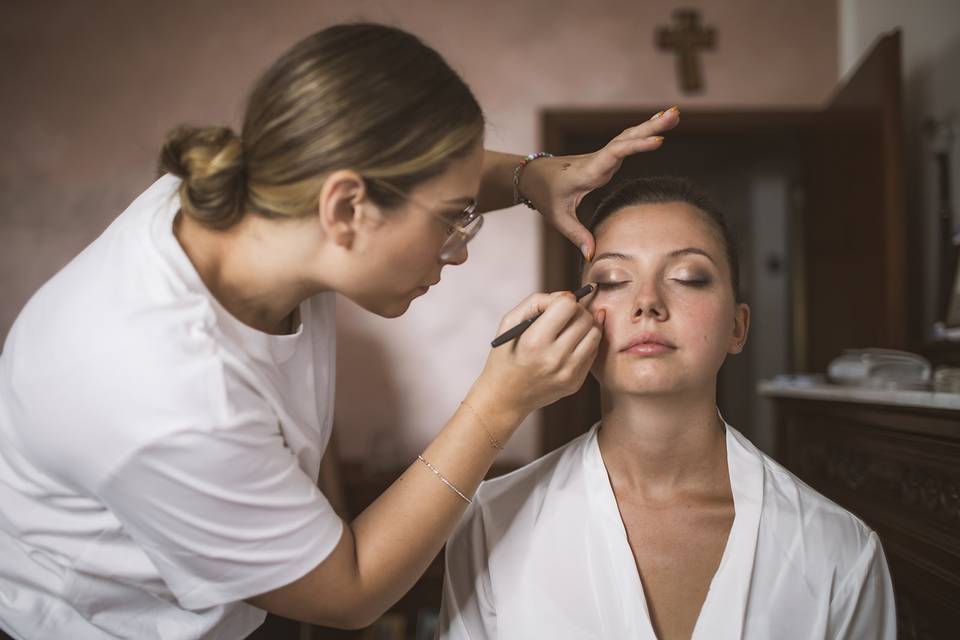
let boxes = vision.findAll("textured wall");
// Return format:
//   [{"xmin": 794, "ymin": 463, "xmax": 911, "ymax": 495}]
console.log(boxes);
[{"xmin": 0, "ymin": 0, "xmax": 837, "ymax": 464}]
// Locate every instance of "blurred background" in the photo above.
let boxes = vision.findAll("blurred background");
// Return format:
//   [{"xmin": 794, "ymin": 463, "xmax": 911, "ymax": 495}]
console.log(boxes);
[{"xmin": 3, "ymin": 1, "xmax": 960, "ymax": 638}]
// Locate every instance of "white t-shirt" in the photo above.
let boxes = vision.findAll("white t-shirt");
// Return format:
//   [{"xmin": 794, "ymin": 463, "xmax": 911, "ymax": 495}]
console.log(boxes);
[
  {"xmin": 0, "ymin": 175, "xmax": 343, "ymax": 639},
  {"xmin": 438, "ymin": 421, "xmax": 896, "ymax": 639}
]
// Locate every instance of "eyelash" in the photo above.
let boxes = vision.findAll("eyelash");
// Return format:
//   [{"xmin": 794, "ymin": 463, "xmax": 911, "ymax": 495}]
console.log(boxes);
[
  {"xmin": 596, "ymin": 281, "xmax": 627, "ymax": 291},
  {"xmin": 675, "ymin": 278, "xmax": 710, "ymax": 288}
]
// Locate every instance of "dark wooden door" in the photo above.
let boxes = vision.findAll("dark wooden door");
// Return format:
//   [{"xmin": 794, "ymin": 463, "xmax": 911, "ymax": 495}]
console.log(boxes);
[{"xmin": 798, "ymin": 31, "xmax": 907, "ymax": 373}]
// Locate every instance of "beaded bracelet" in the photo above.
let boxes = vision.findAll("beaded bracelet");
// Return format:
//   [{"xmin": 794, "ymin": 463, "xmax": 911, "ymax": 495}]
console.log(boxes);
[
  {"xmin": 417, "ymin": 455, "xmax": 472, "ymax": 504},
  {"xmin": 512, "ymin": 152, "xmax": 554, "ymax": 209}
]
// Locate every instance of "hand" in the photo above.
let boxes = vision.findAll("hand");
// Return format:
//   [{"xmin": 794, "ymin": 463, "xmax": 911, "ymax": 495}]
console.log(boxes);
[
  {"xmin": 469, "ymin": 290, "xmax": 604, "ymax": 432},
  {"xmin": 520, "ymin": 106, "xmax": 680, "ymax": 260}
]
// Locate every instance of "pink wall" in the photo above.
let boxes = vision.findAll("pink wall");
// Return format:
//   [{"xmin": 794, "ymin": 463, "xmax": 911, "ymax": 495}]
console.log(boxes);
[{"xmin": 0, "ymin": 1, "xmax": 837, "ymax": 464}]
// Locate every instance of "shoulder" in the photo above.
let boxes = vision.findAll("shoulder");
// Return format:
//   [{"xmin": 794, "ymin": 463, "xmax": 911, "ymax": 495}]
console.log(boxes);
[
  {"xmin": 730, "ymin": 428, "xmax": 878, "ymax": 576},
  {"xmin": 768, "ymin": 455, "xmax": 873, "ymax": 551},
  {"xmin": 4, "ymin": 295, "xmax": 272, "ymax": 491},
  {"xmin": 5, "ymin": 175, "xmax": 190, "ymax": 358}
]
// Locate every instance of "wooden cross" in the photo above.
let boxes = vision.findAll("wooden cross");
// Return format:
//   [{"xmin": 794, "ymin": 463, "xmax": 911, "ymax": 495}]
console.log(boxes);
[{"xmin": 656, "ymin": 9, "xmax": 716, "ymax": 94}]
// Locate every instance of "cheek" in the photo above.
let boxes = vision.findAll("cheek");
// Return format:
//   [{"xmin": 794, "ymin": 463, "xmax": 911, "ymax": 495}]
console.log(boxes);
[
  {"xmin": 384, "ymin": 221, "xmax": 441, "ymax": 268},
  {"xmin": 586, "ymin": 288, "xmax": 630, "ymax": 318},
  {"xmin": 684, "ymin": 302, "xmax": 735, "ymax": 353}
]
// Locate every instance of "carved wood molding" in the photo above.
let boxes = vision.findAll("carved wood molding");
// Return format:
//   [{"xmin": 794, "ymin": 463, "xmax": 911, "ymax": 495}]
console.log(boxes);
[
  {"xmin": 771, "ymin": 398, "xmax": 960, "ymax": 638},
  {"xmin": 796, "ymin": 441, "xmax": 960, "ymax": 524}
]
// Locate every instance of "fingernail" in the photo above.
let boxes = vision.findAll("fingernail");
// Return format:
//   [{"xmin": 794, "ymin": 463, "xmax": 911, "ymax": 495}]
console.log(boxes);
[
  {"xmin": 667, "ymin": 105, "xmax": 679, "ymax": 114},
  {"xmin": 651, "ymin": 110, "xmax": 664, "ymax": 120},
  {"xmin": 596, "ymin": 309, "xmax": 606, "ymax": 324},
  {"xmin": 580, "ymin": 244, "xmax": 592, "ymax": 261},
  {"xmin": 650, "ymin": 136, "xmax": 665, "ymax": 144}
]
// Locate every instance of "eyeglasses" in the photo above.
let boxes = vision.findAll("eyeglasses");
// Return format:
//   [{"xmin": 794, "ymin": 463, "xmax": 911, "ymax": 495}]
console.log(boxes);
[{"xmin": 367, "ymin": 178, "xmax": 484, "ymax": 261}]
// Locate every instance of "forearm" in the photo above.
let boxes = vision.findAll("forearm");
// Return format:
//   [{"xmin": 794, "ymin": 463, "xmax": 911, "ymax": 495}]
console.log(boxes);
[
  {"xmin": 477, "ymin": 150, "xmax": 523, "ymax": 213},
  {"xmin": 347, "ymin": 385, "xmax": 523, "ymax": 622},
  {"xmin": 249, "ymin": 293, "xmax": 596, "ymax": 628}
]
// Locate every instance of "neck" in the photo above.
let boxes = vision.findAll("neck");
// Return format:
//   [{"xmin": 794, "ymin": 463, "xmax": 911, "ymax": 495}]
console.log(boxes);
[
  {"xmin": 173, "ymin": 211, "xmax": 321, "ymax": 335},
  {"xmin": 597, "ymin": 388, "xmax": 727, "ymax": 499}
]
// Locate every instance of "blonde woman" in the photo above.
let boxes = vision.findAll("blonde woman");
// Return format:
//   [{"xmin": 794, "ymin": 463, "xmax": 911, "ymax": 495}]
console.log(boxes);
[
  {"xmin": 439, "ymin": 177, "xmax": 895, "ymax": 639},
  {"xmin": 0, "ymin": 23, "xmax": 677, "ymax": 640}
]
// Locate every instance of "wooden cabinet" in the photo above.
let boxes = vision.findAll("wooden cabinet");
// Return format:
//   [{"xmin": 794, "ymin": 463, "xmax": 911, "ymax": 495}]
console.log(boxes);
[{"xmin": 765, "ymin": 388, "xmax": 960, "ymax": 639}]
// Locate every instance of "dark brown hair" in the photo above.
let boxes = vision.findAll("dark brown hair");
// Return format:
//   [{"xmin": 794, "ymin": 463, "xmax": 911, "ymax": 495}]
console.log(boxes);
[{"xmin": 160, "ymin": 23, "xmax": 485, "ymax": 228}]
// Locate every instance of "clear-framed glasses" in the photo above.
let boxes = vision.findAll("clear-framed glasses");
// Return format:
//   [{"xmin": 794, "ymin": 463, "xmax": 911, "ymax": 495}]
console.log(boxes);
[{"xmin": 367, "ymin": 178, "xmax": 484, "ymax": 261}]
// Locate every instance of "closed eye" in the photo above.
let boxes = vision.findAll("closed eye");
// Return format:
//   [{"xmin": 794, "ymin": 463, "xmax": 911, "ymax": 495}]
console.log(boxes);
[
  {"xmin": 673, "ymin": 278, "xmax": 710, "ymax": 287},
  {"xmin": 596, "ymin": 281, "xmax": 628, "ymax": 291}
]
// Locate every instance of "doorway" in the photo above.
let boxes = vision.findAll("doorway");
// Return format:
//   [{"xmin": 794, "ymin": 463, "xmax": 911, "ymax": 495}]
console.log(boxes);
[{"xmin": 538, "ymin": 32, "xmax": 907, "ymax": 458}]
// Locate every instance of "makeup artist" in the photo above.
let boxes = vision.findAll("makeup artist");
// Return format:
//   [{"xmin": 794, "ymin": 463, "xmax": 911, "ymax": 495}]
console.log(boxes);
[{"xmin": 0, "ymin": 23, "xmax": 677, "ymax": 639}]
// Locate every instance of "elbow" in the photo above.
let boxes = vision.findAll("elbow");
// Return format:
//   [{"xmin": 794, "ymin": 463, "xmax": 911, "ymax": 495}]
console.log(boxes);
[
  {"xmin": 344, "ymin": 602, "xmax": 389, "ymax": 630},
  {"xmin": 337, "ymin": 613, "xmax": 378, "ymax": 631},
  {"xmin": 314, "ymin": 601, "xmax": 385, "ymax": 630}
]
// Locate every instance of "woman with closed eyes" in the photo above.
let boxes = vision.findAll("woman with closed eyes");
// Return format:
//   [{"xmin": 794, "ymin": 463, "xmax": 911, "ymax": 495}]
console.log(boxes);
[{"xmin": 438, "ymin": 176, "xmax": 896, "ymax": 640}]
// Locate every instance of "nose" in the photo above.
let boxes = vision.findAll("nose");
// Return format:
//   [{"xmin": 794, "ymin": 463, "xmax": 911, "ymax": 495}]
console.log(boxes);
[
  {"xmin": 632, "ymin": 280, "xmax": 668, "ymax": 321},
  {"xmin": 441, "ymin": 243, "xmax": 469, "ymax": 266}
]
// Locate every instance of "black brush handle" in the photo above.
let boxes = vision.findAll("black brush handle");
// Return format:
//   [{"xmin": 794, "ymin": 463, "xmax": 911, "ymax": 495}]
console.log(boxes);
[{"xmin": 490, "ymin": 284, "xmax": 595, "ymax": 348}]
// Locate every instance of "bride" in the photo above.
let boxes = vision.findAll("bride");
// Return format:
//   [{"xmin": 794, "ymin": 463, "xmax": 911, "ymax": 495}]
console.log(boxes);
[{"xmin": 438, "ymin": 176, "xmax": 895, "ymax": 639}]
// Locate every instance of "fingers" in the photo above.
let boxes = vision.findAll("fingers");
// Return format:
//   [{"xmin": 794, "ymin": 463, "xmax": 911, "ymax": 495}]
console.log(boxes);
[
  {"xmin": 498, "ymin": 287, "xmax": 599, "ymax": 353},
  {"xmin": 554, "ymin": 308, "xmax": 597, "ymax": 353},
  {"xmin": 518, "ymin": 293, "xmax": 581, "ymax": 345},
  {"xmin": 558, "ymin": 305, "xmax": 604, "ymax": 359},
  {"xmin": 497, "ymin": 291, "xmax": 567, "ymax": 332},
  {"xmin": 570, "ymin": 323, "xmax": 603, "ymax": 368},
  {"xmin": 602, "ymin": 107, "xmax": 679, "ymax": 160},
  {"xmin": 484, "ymin": 291, "xmax": 604, "ymax": 412},
  {"xmin": 611, "ymin": 106, "xmax": 680, "ymax": 143},
  {"xmin": 564, "ymin": 308, "xmax": 605, "ymax": 378},
  {"xmin": 603, "ymin": 136, "xmax": 665, "ymax": 159},
  {"xmin": 551, "ymin": 309, "xmax": 603, "ymax": 395}
]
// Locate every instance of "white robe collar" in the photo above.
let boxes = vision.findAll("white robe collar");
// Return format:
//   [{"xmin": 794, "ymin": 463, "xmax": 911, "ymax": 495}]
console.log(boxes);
[{"xmin": 581, "ymin": 419, "xmax": 764, "ymax": 639}]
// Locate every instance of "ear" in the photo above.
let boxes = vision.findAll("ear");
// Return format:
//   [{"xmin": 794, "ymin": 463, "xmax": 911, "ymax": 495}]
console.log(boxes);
[
  {"xmin": 317, "ymin": 170, "xmax": 373, "ymax": 250},
  {"xmin": 728, "ymin": 302, "xmax": 751, "ymax": 355}
]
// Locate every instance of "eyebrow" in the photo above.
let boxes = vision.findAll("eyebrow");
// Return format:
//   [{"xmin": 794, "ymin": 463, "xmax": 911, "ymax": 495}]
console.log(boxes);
[{"xmin": 591, "ymin": 247, "xmax": 717, "ymax": 265}]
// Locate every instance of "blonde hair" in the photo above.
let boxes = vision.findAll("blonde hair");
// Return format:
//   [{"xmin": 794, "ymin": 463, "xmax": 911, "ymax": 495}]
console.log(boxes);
[{"xmin": 160, "ymin": 23, "xmax": 485, "ymax": 228}]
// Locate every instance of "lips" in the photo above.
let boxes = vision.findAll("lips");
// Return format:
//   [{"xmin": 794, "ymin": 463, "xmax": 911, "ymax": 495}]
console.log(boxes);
[
  {"xmin": 413, "ymin": 279, "xmax": 440, "ymax": 295},
  {"xmin": 620, "ymin": 333, "xmax": 677, "ymax": 355}
]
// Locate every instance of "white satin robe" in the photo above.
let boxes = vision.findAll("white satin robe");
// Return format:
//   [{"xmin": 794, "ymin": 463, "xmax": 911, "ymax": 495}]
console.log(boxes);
[{"xmin": 438, "ymin": 422, "xmax": 896, "ymax": 639}]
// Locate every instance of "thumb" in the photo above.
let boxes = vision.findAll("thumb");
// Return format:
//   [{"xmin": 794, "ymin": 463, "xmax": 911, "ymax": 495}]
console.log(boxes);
[{"xmin": 550, "ymin": 208, "xmax": 595, "ymax": 261}]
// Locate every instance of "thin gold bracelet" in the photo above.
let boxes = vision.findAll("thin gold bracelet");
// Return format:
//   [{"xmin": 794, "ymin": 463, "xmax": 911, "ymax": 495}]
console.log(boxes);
[
  {"xmin": 417, "ymin": 455, "xmax": 472, "ymax": 504},
  {"xmin": 461, "ymin": 400, "xmax": 504, "ymax": 451}
]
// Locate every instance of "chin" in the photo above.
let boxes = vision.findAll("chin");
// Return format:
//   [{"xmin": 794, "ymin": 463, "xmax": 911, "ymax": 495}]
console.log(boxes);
[
  {"xmin": 353, "ymin": 294, "xmax": 412, "ymax": 319},
  {"xmin": 377, "ymin": 299, "xmax": 412, "ymax": 318},
  {"xmin": 593, "ymin": 362, "xmax": 691, "ymax": 396},
  {"xmin": 605, "ymin": 379, "xmax": 686, "ymax": 396}
]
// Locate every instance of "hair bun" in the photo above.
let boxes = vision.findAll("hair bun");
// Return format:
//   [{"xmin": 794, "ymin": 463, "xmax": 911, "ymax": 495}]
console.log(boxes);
[{"xmin": 159, "ymin": 125, "xmax": 245, "ymax": 228}]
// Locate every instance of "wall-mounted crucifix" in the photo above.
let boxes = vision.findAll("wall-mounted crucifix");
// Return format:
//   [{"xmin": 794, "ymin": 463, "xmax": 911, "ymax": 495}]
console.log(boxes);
[{"xmin": 656, "ymin": 9, "xmax": 716, "ymax": 94}]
